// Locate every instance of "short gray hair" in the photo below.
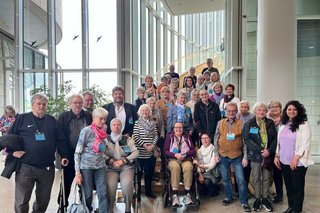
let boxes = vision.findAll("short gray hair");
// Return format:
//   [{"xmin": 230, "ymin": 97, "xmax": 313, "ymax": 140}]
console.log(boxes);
[
  {"xmin": 240, "ymin": 100, "xmax": 250, "ymax": 109},
  {"xmin": 110, "ymin": 118, "xmax": 122, "ymax": 128},
  {"xmin": 92, "ymin": 107, "xmax": 108, "ymax": 118},
  {"xmin": 226, "ymin": 102, "xmax": 238, "ymax": 111},
  {"xmin": 176, "ymin": 91, "xmax": 187, "ymax": 98},
  {"xmin": 31, "ymin": 93, "xmax": 48, "ymax": 105},
  {"xmin": 191, "ymin": 88, "xmax": 199, "ymax": 96},
  {"xmin": 137, "ymin": 104, "xmax": 151, "ymax": 117},
  {"xmin": 252, "ymin": 102, "xmax": 268, "ymax": 114},
  {"xmin": 68, "ymin": 94, "xmax": 84, "ymax": 105},
  {"xmin": 146, "ymin": 97, "xmax": 156, "ymax": 104},
  {"xmin": 136, "ymin": 86, "xmax": 146, "ymax": 94},
  {"xmin": 82, "ymin": 91, "xmax": 93, "ymax": 98}
]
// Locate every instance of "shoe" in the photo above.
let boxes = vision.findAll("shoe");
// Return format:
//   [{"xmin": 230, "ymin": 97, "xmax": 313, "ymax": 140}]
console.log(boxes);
[
  {"xmin": 172, "ymin": 194, "xmax": 180, "ymax": 207},
  {"xmin": 272, "ymin": 195, "xmax": 283, "ymax": 203},
  {"xmin": 253, "ymin": 198, "xmax": 261, "ymax": 211},
  {"xmin": 145, "ymin": 191, "xmax": 156, "ymax": 199},
  {"xmin": 222, "ymin": 198, "xmax": 234, "ymax": 206},
  {"xmin": 282, "ymin": 207, "xmax": 293, "ymax": 213},
  {"xmin": 184, "ymin": 193, "xmax": 193, "ymax": 205},
  {"xmin": 242, "ymin": 204, "xmax": 252, "ymax": 212},
  {"xmin": 262, "ymin": 198, "xmax": 273, "ymax": 212}
]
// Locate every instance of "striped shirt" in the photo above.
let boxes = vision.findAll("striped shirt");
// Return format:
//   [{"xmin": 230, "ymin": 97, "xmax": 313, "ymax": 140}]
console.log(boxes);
[{"xmin": 132, "ymin": 119, "xmax": 158, "ymax": 159}]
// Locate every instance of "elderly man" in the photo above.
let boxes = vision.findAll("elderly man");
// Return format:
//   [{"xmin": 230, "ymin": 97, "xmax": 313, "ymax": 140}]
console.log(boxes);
[
  {"xmin": 194, "ymin": 89, "xmax": 221, "ymax": 140},
  {"xmin": 9, "ymin": 93, "xmax": 69, "ymax": 213},
  {"xmin": 57, "ymin": 94, "xmax": 92, "ymax": 211},
  {"xmin": 202, "ymin": 58, "xmax": 219, "ymax": 75},
  {"xmin": 214, "ymin": 102, "xmax": 251, "ymax": 212},
  {"xmin": 102, "ymin": 85, "xmax": 137, "ymax": 136},
  {"xmin": 83, "ymin": 91, "xmax": 94, "ymax": 113},
  {"xmin": 165, "ymin": 64, "xmax": 179, "ymax": 79},
  {"xmin": 163, "ymin": 122, "xmax": 195, "ymax": 207}
]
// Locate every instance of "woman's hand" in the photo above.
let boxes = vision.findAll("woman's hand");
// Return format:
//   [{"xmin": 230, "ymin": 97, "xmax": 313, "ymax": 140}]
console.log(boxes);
[
  {"xmin": 274, "ymin": 157, "xmax": 281, "ymax": 170},
  {"xmin": 261, "ymin": 149, "xmax": 270, "ymax": 158},
  {"xmin": 113, "ymin": 159, "xmax": 124, "ymax": 168},
  {"xmin": 143, "ymin": 144, "xmax": 154, "ymax": 153},
  {"xmin": 13, "ymin": 151, "xmax": 25, "ymax": 158},
  {"xmin": 290, "ymin": 156, "xmax": 300, "ymax": 170},
  {"xmin": 75, "ymin": 173, "xmax": 83, "ymax": 185}
]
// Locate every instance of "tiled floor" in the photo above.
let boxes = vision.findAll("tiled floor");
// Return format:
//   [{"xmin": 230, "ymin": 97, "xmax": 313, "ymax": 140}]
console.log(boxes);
[{"xmin": 1, "ymin": 153, "xmax": 319, "ymax": 213}]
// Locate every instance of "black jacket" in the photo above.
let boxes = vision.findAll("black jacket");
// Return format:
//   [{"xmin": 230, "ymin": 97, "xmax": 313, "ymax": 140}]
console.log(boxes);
[
  {"xmin": 0, "ymin": 134, "xmax": 23, "ymax": 179},
  {"xmin": 102, "ymin": 102, "xmax": 138, "ymax": 136},
  {"xmin": 243, "ymin": 117, "xmax": 277, "ymax": 163},
  {"xmin": 194, "ymin": 100, "xmax": 221, "ymax": 139},
  {"xmin": 58, "ymin": 109, "xmax": 92, "ymax": 157}
]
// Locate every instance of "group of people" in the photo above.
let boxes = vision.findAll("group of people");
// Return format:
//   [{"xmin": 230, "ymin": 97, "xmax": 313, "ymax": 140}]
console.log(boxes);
[{"xmin": 0, "ymin": 59, "xmax": 314, "ymax": 213}]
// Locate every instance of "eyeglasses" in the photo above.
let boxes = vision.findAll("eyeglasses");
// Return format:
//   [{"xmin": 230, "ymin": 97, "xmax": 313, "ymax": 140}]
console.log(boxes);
[
  {"xmin": 201, "ymin": 137, "xmax": 210, "ymax": 140},
  {"xmin": 174, "ymin": 127, "xmax": 183, "ymax": 129}
]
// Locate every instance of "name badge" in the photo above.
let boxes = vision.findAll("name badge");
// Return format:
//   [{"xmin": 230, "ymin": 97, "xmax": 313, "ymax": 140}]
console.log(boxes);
[
  {"xmin": 172, "ymin": 147, "xmax": 179, "ymax": 154},
  {"xmin": 226, "ymin": 133, "xmax": 235, "ymax": 141},
  {"xmin": 250, "ymin": 127, "xmax": 259, "ymax": 134},
  {"xmin": 4, "ymin": 122, "xmax": 10, "ymax": 127},
  {"xmin": 128, "ymin": 116, "xmax": 134, "ymax": 125},
  {"xmin": 99, "ymin": 143, "xmax": 106, "ymax": 152},
  {"xmin": 165, "ymin": 102, "xmax": 172, "ymax": 107},
  {"xmin": 123, "ymin": 146, "xmax": 131, "ymax": 153},
  {"xmin": 35, "ymin": 132, "xmax": 45, "ymax": 141}
]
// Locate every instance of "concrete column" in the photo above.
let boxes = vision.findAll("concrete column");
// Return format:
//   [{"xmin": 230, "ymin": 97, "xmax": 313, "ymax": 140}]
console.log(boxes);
[{"xmin": 257, "ymin": 0, "xmax": 296, "ymax": 104}]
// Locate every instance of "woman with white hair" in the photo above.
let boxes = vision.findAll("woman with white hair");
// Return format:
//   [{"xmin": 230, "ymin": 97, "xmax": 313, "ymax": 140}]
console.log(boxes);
[
  {"xmin": 243, "ymin": 102, "xmax": 277, "ymax": 212},
  {"xmin": 133, "ymin": 104, "xmax": 158, "ymax": 200},
  {"xmin": 74, "ymin": 107, "xmax": 109, "ymax": 212},
  {"xmin": 106, "ymin": 118, "xmax": 139, "ymax": 213}
]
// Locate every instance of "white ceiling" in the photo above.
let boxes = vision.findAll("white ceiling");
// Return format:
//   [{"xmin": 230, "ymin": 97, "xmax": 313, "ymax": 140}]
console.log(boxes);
[{"xmin": 161, "ymin": 0, "xmax": 225, "ymax": 16}]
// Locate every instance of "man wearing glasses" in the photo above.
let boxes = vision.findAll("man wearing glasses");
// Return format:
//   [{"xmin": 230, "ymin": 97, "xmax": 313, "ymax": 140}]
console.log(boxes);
[{"xmin": 213, "ymin": 102, "xmax": 251, "ymax": 212}]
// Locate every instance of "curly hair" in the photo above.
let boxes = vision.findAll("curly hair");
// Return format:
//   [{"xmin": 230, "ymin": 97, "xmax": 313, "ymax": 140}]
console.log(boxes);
[{"xmin": 281, "ymin": 100, "xmax": 307, "ymax": 132}]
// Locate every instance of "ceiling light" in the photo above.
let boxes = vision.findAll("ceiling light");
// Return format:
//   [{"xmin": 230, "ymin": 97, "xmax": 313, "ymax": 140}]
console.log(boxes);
[{"xmin": 308, "ymin": 46, "xmax": 315, "ymax": 49}]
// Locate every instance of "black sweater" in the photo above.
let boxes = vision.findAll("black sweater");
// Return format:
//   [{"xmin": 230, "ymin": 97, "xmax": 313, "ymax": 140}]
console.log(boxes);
[{"xmin": 9, "ymin": 112, "xmax": 68, "ymax": 168}]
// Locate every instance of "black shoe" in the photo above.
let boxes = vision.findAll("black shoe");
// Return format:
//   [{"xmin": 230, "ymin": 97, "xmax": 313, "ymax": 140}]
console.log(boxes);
[
  {"xmin": 262, "ymin": 198, "xmax": 273, "ymax": 212},
  {"xmin": 272, "ymin": 195, "xmax": 283, "ymax": 203},
  {"xmin": 282, "ymin": 207, "xmax": 292, "ymax": 213},
  {"xmin": 242, "ymin": 204, "xmax": 252, "ymax": 212},
  {"xmin": 145, "ymin": 191, "xmax": 156, "ymax": 199},
  {"xmin": 222, "ymin": 198, "xmax": 234, "ymax": 206},
  {"xmin": 253, "ymin": 198, "xmax": 261, "ymax": 211}
]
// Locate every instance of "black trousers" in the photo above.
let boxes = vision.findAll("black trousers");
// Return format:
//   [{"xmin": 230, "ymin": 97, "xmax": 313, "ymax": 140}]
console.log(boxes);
[
  {"xmin": 137, "ymin": 156, "xmax": 156, "ymax": 195},
  {"xmin": 281, "ymin": 163, "xmax": 307, "ymax": 212},
  {"xmin": 273, "ymin": 164, "xmax": 283, "ymax": 197},
  {"xmin": 57, "ymin": 157, "xmax": 75, "ymax": 211}
]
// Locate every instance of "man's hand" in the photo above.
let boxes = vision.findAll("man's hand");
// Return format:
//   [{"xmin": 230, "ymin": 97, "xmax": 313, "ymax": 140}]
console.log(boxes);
[
  {"xmin": 242, "ymin": 159, "xmax": 248, "ymax": 167},
  {"xmin": 61, "ymin": 158, "xmax": 69, "ymax": 167},
  {"xmin": 13, "ymin": 151, "xmax": 25, "ymax": 158}
]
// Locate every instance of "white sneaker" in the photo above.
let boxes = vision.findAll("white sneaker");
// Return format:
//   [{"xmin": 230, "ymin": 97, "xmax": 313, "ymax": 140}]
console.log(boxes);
[
  {"xmin": 172, "ymin": 194, "xmax": 180, "ymax": 207},
  {"xmin": 184, "ymin": 193, "xmax": 193, "ymax": 205}
]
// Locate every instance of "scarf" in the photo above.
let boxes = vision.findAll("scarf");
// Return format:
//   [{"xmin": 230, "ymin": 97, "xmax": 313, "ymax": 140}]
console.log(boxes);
[
  {"xmin": 198, "ymin": 144, "xmax": 214, "ymax": 165},
  {"xmin": 110, "ymin": 132, "xmax": 122, "ymax": 160},
  {"xmin": 176, "ymin": 102, "xmax": 185, "ymax": 123},
  {"xmin": 257, "ymin": 118, "xmax": 268, "ymax": 148},
  {"xmin": 268, "ymin": 114, "xmax": 281, "ymax": 128},
  {"xmin": 224, "ymin": 94, "xmax": 235, "ymax": 103},
  {"xmin": 138, "ymin": 117, "xmax": 155, "ymax": 137},
  {"xmin": 170, "ymin": 135, "xmax": 190, "ymax": 155},
  {"xmin": 91, "ymin": 123, "xmax": 108, "ymax": 153}
]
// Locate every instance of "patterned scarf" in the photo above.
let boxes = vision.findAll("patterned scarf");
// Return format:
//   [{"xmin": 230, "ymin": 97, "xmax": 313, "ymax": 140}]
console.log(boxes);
[
  {"xmin": 224, "ymin": 94, "xmax": 235, "ymax": 103},
  {"xmin": 138, "ymin": 117, "xmax": 156, "ymax": 137},
  {"xmin": 257, "ymin": 118, "xmax": 267, "ymax": 148},
  {"xmin": 170, "ymin": 135, "xmax": 190, "ymax": 155},
  {"xmin": 91, "ymin": 123, "xmax": 108, "ymax": 153},
  {"xmin": 176, "ymin": 102, "xmax": 185, "ymax": 123}
]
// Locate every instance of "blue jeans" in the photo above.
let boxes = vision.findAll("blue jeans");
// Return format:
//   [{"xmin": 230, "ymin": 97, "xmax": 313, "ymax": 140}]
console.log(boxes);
[
  {"xmin": 220, "ymin": 155, "xmax": 248, "ymax": 205},
  {"xmin": 81, "ymin": 167, "xmax": 108, "ymax": 212}
]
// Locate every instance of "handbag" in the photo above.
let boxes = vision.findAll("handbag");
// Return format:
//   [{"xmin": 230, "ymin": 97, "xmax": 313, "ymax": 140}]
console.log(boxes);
[
  {"xmin": 67, "ymin": 184, "xmax": 90, "ymax": 213},
  {"xmin": 153, "ymin": 145, "xmax": 161, "ymax": 158},
  {"xmin": 261, "ymin": 155, "xmax": 274, "ymax": 171}
]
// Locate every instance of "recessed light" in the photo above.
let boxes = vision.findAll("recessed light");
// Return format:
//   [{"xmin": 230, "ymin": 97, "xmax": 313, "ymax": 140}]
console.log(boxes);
[{"xmin": 308, "ymin": 46, "xmax": 315, "ymax": 49}]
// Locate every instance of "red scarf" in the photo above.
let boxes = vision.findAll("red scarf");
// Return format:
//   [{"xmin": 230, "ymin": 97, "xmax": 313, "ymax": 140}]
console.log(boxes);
[{"xmin": 91, "ymin": 123, "xmax": 108, "ymax": 153}]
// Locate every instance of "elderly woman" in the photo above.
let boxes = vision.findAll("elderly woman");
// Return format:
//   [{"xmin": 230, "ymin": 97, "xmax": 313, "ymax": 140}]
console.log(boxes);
[
  {"xmin": 194, "ymin": 132, "xmax": 220, "ymax": 196},
  {"xmin": 0, "ymin": 105, "xmax": 17, "ymax": 135},
  {"xmin": 163, "ymin": 122, "xmax": 195, "ymax": 206},
  {"xmin": 156, "ymin": 86, "xmax": 174, "ymax": 134},
  {"xmin": 186, "ymin": 89, "xmax": 200, "ymax": 118},
  {"xmin": 207, "ymin": 72, "xmax": 221, "ymax": 93},
  {"xmin": 74, "ymin": 107, "xmax": 109, "ymax": 212},
  {"xmin": 243, "ymin": 102, "xmax": 277, "ymax": 212},
  {"xmin": 167, "ymin": 91, "xmax": 194, "ymax": 136},
  {"xmin": 219, "ymin": 84, "xmax": 240, "ymax": 117},
  {"xmin": 196, "ymin": 74, "xmax": 206, "ymax": 90},
  {"xmin": 105, "ymin": 118, "xmax": 138, "ymax": 213},
  {"xmin": 267, "ymin": 100, "xmax": 284, "ymax": 204},
  {"xmin": 209, "ymin": 82, "xmax": 224, "ymax": 105},
  {"xmin": 274, "ymin": 100, "xmax": 313, "ymax": 213},
  {"xmin": 133, "ymin": 104, "xmax": 158, "ymax": 199},
  {"xmin": 237, "ymin": 100, "xmax": 254, "ymax": 123},
  {"xmin": 170, "ymin": 77, "xmax": 180, "ymax": 100},
  {"xmin": 143, "ymin": 75, "xmax": 158, "ymax": 99}
]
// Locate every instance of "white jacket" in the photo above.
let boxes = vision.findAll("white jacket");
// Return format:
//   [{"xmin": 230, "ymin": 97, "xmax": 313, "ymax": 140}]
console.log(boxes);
[{"xmin": 276, "ymin": 122, "xmax": 314, "ymax": 167}]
